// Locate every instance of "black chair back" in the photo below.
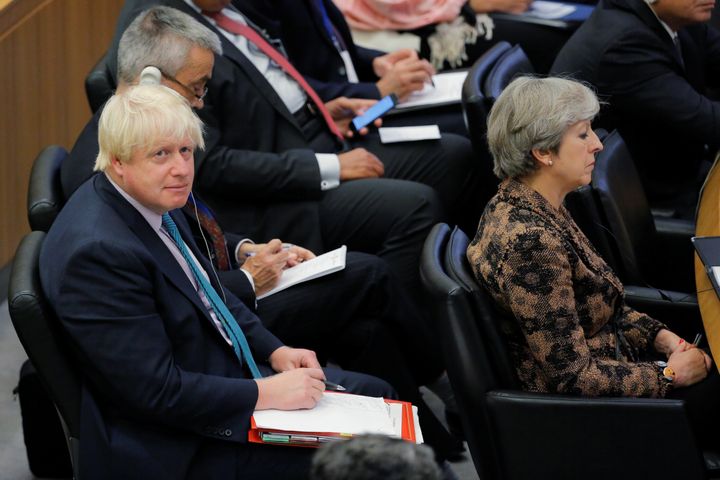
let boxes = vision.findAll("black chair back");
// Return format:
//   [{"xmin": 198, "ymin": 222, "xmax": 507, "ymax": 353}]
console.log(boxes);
[
  {"xmin": 27, "ymin": 146, "xmax": 67, "ymax": 232},
  {"xmin": 419, "ymin": 223, "xmax": 502, "ymax": 480},
  {"xmin": 591, "ymin": 130, "xmax": 654, "ymax": 285},
  {"xmin": 483, "ymin": 44, "xmax": 534, "ymax": 104},
  {"xmin": 444, "ymin": 226, "xmax": 518, "ymax": 389},
  {"xmin": 591, "ymin": 129, "xmax": 695, "ymax": 293},
  {"xmin": 421, "ymin": 223, "xmax": 710, "ymax": 480},
  {"xmin": 461, "ymin": 41, "xmax": 511, "ymax": 154},
  {"xmin": 9, "ymin": 232, "xmax": 81, "ymax": 478},
  {"xmin": 84, "ymin": 52, "xmax": 115, "ymax": 114}
]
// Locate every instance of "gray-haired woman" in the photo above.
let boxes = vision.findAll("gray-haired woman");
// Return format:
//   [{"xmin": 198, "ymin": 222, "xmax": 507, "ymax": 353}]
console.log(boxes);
[{"xmin": 468, "ymin": 76, "xmax": 720, "ymax": 447}]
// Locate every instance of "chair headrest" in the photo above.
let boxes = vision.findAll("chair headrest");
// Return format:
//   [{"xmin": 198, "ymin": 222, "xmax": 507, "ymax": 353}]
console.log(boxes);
[{"xmin": 483, "ymin": 45, "xmax": 534, "ymax": 102}]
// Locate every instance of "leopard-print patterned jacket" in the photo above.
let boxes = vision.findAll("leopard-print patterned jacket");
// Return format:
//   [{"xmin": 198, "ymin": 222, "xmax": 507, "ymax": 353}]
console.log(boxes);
[{"xmin": 467, "ymin": 179, "xmax": 670, "ymax": 397}]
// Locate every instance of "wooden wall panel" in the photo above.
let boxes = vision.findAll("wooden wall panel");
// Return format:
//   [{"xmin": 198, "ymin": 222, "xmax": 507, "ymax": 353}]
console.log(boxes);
[{"xmin": 0, "ymin": 0, "xmax": 122, "ymax": 265}]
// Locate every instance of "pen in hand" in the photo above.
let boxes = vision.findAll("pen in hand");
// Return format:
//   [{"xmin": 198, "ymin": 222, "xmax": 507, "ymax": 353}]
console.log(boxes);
[
  {"xmin": 324, "ymin": 381, "xmax": 346, "ymax": 392},
  {"xmin": 693, "ymin": 333, "xmax": 703, "ymax": 346},
  {"xmin": 245, "ymin": 243, "xmax": 294, "ymax": 258}
]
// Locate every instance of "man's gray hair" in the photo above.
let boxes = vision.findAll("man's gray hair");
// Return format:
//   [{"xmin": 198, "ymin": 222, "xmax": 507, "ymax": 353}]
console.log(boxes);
[
  {"xmin": 487, "ymin": 76, "xmax": 600, "ymax": 179},
  {"xmin": 117, "ymin": 6, "xmax": 222, "ymax": 84}
]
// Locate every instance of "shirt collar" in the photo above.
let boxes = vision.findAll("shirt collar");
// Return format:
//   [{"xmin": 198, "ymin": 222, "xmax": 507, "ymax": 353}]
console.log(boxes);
[
  {"xmin": 643, "ymin": 0, "xmax": 678, "ymax": 40},
  {"xmin": 183, "ymin": 0, "xmax": 245, "ymax": 24},
  {"xmin": 105, "ymin": 173, "xmax": 163, "ymax": 233}
]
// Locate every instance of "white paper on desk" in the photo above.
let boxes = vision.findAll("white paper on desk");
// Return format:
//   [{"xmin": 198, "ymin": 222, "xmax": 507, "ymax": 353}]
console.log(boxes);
[
  {"xmin": 257, "ymin": 245, "xmax": 347, "ymax": 300},
  {"xmin": 379, "ymin": 125, "xmax": 441, "ymax": 143},
  {"xmin": 528, "ymin": 1, "xmax": 576, "ymax": 19},
  {"xmin": 395, "ymin": 71, "xmax": 468, "ymax": 109},
  {"xmin": 711, "ymin": 266, "xmax": 720, "ymax": 287},
  {"xmin": 253, "ymin": 392, "xmax": 396, "ymax": 436}
]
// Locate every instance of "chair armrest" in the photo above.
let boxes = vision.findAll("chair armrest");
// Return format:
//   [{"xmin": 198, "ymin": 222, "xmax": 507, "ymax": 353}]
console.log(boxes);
[
  {"xmin": 624, "ymin": 285, "xmax": 701, "ymax": 341},
  {"xmin": 650, "ymin": 217, "xmax": 696, "ymax": 291},
  {"xmin": 27, "ymin": 146, "xmax": 66, "ymax": 232},
  {"xmin": 486, "ymin": 390, "xmax": 706, "ymax": 480}
]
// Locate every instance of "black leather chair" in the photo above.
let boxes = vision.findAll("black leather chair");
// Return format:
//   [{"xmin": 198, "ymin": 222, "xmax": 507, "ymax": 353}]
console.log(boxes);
[
  {"xmin": 461, "ymin": 41, "xmax": 511, "ymax": 157},
  {"xmin": 27, "ymin": 145, "xmax": 66, "ymax": 232},
  {"xmin": 420, "ymin": 223, "xmax": 718, "ymax": 480},
  {"xmin": 562, "ymin": 131, "xmax": 700, "ymax": 338},
  {"xmin": 461, "ymin": 41, "xmax": 512, "ymax": 206},
  {"xmin": 591, "ymin": 130, "xmax": 696, "ymax": 293},
  {"xmin": 84, "ymin": 52, "xmax": 115, "ymax": 114},
  {"xmin": 482, "ymin": 44, "xmax": 534, "ymax": 105},
  {"xmin": 8, "ymin": 231, "xmax": 81, "ymax": 479}
]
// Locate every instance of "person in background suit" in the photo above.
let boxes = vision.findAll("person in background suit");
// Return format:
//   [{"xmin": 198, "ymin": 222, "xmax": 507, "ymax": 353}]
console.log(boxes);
[
  {"xmin": 235, "ymin": 0, "xmax": 468, "ymax": 135},
  {"xmin": 41, "ymin": 83, "xmax": 395, "ymax": 480},
  {"xmin": 234, "ymin": 0, "xmax": 436, "ymax": 102},
  {"xmin": 61, "ymin": 6, "xmax": 464, "ymax": 461},
  {"xmin": 104, "ymin": 0, "xmax": 485, "ymax": 297},
  {"xmin": 551, "ymin": 0, "xmax": 720, "ymax": 216}
]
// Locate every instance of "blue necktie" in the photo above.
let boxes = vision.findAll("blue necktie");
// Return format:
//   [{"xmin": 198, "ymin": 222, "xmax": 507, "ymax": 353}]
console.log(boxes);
[{"xmin": 161, "ymin": 213, "xmax": 263, "ymax": 379}]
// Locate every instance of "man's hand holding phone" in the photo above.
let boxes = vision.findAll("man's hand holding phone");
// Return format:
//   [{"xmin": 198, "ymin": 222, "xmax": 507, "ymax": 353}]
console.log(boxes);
[{"xmin": 325, "ymin": 95, "xmax": 397, "ymax": 138}]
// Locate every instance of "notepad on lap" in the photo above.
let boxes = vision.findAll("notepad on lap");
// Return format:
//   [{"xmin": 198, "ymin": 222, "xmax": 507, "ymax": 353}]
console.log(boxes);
[
  {"xmin": 249, "ymin": 392, "xmax": 420, "ymax": 447},
  {"xmin": 257, "ymin": 245, "xmax": 347, "ymax": 300},
  {"xmin": 394, "ymin": 71, "xmax": 468, "ymax": 110}
]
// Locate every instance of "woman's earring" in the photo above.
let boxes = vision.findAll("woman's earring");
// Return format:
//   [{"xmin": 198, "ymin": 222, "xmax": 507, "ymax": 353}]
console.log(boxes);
[{"xmin": 548, "ymin": 160, "xmax": 553, "ymax": 166}]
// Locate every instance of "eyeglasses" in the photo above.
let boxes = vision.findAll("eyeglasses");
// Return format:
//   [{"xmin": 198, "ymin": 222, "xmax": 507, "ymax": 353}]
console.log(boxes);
[{"xmin": 158, "ymin": 68, "xmax": 208, "ymax": 101}]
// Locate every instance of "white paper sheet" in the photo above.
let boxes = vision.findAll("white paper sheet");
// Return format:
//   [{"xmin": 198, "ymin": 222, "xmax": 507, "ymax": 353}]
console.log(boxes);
[
  {"xmin": 378, "ymin": 125, "xmax": 441, "ymax": 143},
  {"xmin": 257, "ymin": 245, "xmax": 347, "ymax": 300},
  {"xmin": 528, "ymin": 1, "xmax": 576, "ymax": 19},
  {"xmin": 253, "ymin": 392, "xmax": 396, "ymax": 436},
  {"xmin": 395, "ymin": 71, "xmax": 468, "ymax": 110}
]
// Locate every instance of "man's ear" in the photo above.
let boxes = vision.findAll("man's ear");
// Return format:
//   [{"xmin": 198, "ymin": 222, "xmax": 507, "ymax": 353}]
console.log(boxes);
[
  {"xmin": 531, "ymin": 148, "xmax": 553, "ymax": 167},
  {"xmin": 109, "ymin": 155, "xmax": 124, "ymax": 177}
]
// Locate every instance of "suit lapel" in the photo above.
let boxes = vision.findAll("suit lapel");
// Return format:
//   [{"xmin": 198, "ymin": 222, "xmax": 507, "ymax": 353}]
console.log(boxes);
[
  {"xmin": 678, "ymin": 29, "xmax": 704, "ymax": 89},
  {"xmin": 93, "ymin": 176, "xmax": 226, "ymax": 340},
  {"xmin": 306, "ymin": 0, "xmax": 338, "ymax": 51},
  {"xmin": 623, "ymin": 0, "xmax": 686, "ymax": 71},
  {"xmin": 178, "ymin": 2, "xmax": 304, "ymax": 133}
]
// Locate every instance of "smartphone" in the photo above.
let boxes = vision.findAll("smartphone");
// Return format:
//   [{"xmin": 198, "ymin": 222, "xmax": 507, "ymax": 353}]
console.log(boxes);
[{"xmin": 350, "ymin": 94, "xmax": 397, "ymax": 133}]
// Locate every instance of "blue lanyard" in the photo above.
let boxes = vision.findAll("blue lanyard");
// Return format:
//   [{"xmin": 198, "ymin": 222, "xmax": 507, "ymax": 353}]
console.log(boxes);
[{"xmin": 314, "ymin": 0, "xmax": 346, "ymax": 52}]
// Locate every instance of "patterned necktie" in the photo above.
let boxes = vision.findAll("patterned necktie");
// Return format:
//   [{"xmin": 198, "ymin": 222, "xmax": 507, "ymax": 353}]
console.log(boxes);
[
  {"xmin": 161, "ymin": 213, "xmax": 262, "ymax": 379},
  {"xmin": 183, "ymin": 197, "xmax": 231, "ymax": 271},
  {"xmin": 204, "ymin": 10, "xmax": 345, "ymax": 142}
]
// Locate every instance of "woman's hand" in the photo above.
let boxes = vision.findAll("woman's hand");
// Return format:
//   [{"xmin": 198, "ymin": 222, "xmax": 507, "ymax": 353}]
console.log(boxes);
[
  {"xmin": 667, "ymin": 348, "xmax": 710, "ymax": 388},
  {"xmin": 653, "ymin": 329, "xmax": 690, "ymax": 357}
]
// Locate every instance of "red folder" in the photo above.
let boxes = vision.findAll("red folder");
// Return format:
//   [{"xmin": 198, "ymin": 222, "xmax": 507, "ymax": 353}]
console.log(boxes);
[{"xmin": 248, "ymin": 398, "xmax": 417, "ymax": 448}]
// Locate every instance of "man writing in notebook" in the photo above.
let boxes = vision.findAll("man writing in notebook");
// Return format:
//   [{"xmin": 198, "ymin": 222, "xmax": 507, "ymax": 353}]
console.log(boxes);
[
  {"xmin": 62, "ymin": 6, "xmax": 462, "ymax": 461},
  {"xmin": 40, "ymin": 84, "xmax": 394, "ymax": 480}
]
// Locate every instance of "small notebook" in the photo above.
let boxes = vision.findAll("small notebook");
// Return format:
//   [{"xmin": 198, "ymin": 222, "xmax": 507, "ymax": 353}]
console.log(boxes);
[
  {"xmin": 257, "ymin": 245, "xmax": 347, "ymax": 300},
  {"xmin": 394, "ymin": 71, "xmax": 468, "ymax": 110},
  {"xmin": 378, "ymin": 125, "xmax": 441, "ymax": 143}
]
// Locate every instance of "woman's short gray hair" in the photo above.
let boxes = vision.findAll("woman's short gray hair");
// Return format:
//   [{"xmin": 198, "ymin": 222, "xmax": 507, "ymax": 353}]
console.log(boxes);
[
  {"xmin": 117, "ymin": 6, "xmax": 222, "ymax": 84},
  {"xmin": 94, "ymin": 85, "xmax": 205, "ymax": 172},
  {"xmin": 486, "ymin": 76, "xmax": 600, "ymax": 179}
]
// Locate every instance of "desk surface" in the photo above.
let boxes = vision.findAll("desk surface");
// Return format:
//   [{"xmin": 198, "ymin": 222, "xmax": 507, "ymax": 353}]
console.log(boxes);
[{"xmin": 695, "ymin": 158, "xmax": 720, "ymax": 371}]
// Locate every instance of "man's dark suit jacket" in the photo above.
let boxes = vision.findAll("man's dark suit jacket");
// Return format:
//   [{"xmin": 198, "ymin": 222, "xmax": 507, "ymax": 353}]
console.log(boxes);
[
  {"xmin": 551, "ymin": 0, "xmax": 720, "ymax": 203},
  {"xmin": 105, "ymin": 0, "xmax": 479, "ymax": 252},
  {"xmin": 105, "ymin": 0, "xmax": 379, "ymax": 250},
  {"xmin": 234, "ymin": 0, "xmax": 384, "ymax": 101},
  {"xmin": 61, "ymin": 108, "xmax": 260, "ymax": 307},
  {"xmin": 40, "ymin": 174, "xmax": 284, "ymax": 479}
]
